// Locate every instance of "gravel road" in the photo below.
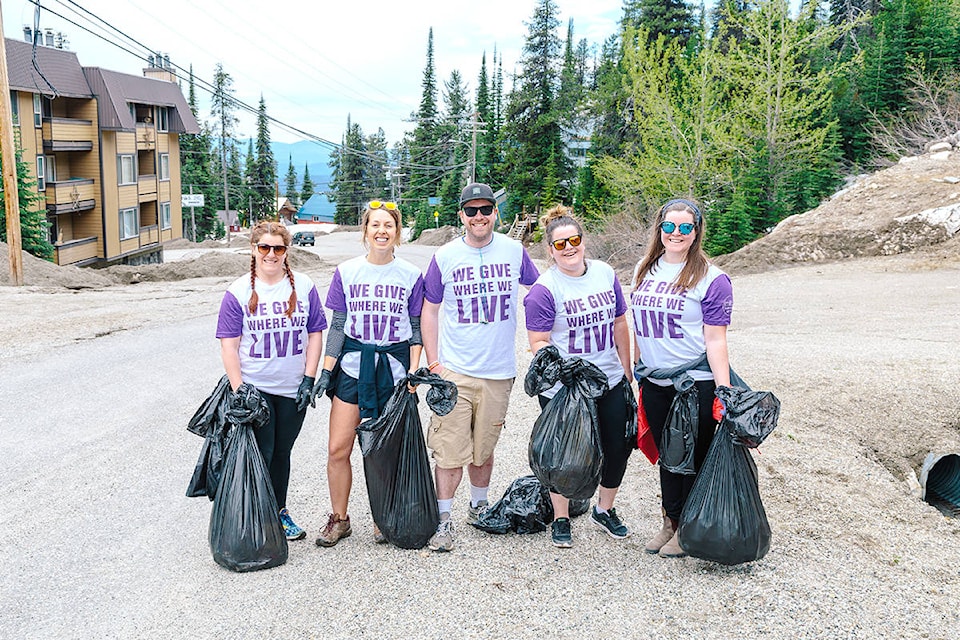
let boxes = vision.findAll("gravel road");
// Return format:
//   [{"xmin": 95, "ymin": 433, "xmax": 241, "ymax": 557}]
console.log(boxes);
[{"xmin": 1, "ymin": 237, "xmax": 959, "ymax": 639}]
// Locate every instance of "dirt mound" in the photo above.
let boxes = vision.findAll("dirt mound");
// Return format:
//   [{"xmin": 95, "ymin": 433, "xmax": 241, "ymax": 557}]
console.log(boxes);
[
  {"xmin": 0, "ymin": 241, "xmax": 114, "ymax": 289},
  {"xmin": 414, "ymin": 226, "xmax": 463, "ymax": 246},
  {"xmin": 714, "ymin": 153, "xmax": 960, "ymax": 274}
]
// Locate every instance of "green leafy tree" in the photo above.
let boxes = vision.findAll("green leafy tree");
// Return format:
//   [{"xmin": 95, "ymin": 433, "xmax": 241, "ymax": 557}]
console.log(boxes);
[{"xmin": 0, "ymin": 142, "xmax": 53, "ymax": 260}]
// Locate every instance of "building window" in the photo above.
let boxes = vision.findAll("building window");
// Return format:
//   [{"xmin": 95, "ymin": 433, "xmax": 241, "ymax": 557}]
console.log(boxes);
[
  {"xmin": 118, "ymin": 154, "xmax": 136, "ymax": 185},
  {"xmin": 45, "ymin": 155, "xmax": 56, "ymax": 182},
  {"xmin": 160, "ymin": 202, "xmax": 171, "ymax": 229},
  {"xmin": 120, "ymin": 207, "xmax": 138, "ymax": 240},
  {"xmin": 156, "ymin": 107, "xmax": 169, "ymax": 132},
  {"xmin": 9, "ymin": 91, "xmax": 18, "ymax": 126},
  {"xmin": 159, "ymin": 153, "xmax": 170, "ymax": 181},
  {"xmin": 33, "ymin": 93, "xmax": 42, "ymax": 127},
  {"xmin": 36, "ymin": 155, "xmax": 46, "ymax": 191}
]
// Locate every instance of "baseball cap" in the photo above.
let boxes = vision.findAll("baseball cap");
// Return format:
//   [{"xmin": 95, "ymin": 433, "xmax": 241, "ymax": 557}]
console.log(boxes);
[{"xmin": 459, "ymin": 183, "xmax": 496, "ymax": 207}]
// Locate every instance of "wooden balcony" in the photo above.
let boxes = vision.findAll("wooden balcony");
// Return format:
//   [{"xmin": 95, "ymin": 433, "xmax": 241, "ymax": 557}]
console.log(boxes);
[
  {"xmin": 138, "ymin": 174, "xmax": 157, "ymax": 202},
  {"xmin": 139, "ymin": 224, "xmax": 159, "ymax": 246},
  {"xmin": 136, "ymin": 124, "xmax": 156, "ymax": 150},
  {"xmin": 42, "ymin": 117, "xmax": 94, "ymax": 152},
  {"xmin": 54, "ymin": 236, "xmax": 98, "ymax": 265},
  {"xmin": 45, "ymin": 178, "xmax": 96, "ymax": 214}
]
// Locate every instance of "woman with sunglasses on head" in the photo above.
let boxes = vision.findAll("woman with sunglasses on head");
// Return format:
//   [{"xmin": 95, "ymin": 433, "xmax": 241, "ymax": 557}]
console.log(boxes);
[
  {"xmin": 523, "ymin": 205, "xmax": 634, "ymax": 549},
  {"xmin": 631, "ymin": 198, "xmax": 733, "ymax": 558},
  {"xmin": 216, "ymin": 220, "xmax": 327, "ymax": 542},
  {"xmin": 312, "ymin": 200, "xmax": 425, "ymax": 548}
]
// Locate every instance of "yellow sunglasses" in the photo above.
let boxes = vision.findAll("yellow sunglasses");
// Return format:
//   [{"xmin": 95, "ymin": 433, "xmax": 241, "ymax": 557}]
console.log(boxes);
[{"xmin": 369, "ymin": 200, "xmax": 399, "ymax": 211}]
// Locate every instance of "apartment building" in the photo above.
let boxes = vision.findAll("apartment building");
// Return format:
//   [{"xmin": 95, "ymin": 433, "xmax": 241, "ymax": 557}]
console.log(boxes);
[{"xmin": 5, "ymin": 34, "xmax": 199, "ymax": 266}]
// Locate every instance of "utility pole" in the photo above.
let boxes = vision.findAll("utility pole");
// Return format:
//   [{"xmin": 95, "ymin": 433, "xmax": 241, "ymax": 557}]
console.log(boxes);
[
  {"xmin": 465, "ymin": 111, "xmax": 486, "ymax": 185},
  {"xmin": 1, "ymin": 4, "xmax": 25, "ymax": 285}
]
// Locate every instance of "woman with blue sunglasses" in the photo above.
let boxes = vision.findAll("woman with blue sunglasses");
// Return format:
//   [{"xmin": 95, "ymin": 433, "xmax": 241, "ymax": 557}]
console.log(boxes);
[{"xmin": 630, "ymin": 198, "xmax": 733, "ymax": 559}]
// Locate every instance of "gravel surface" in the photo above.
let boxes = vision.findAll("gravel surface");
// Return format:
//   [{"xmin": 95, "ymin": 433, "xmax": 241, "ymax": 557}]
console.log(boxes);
[{"xmin": 1, "ymin": 236, "xmax": 959, "ymax": 639}]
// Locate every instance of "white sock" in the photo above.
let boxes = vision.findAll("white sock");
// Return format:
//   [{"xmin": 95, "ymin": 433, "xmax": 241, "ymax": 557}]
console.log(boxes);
[
  {"xmin": 595, "ymin": 505, "xmax": 609, "ymax": 515},
  {"xmin": 469, "ymin": 483, "xmax": 489, "ymax": 507},
  {"xmin": 438, "ymin": 499, "xmax": 453, "ymax": 515}
]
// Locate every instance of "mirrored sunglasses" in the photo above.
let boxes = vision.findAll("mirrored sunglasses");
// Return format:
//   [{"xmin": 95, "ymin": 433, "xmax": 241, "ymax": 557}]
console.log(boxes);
[
  {"xmin": 660, "ymin": 221, "xmax": 695, "ymax": 235},
  {"xmin": 550, "ymin": 235, "xmax": 582, "ymax": 251},
  {"xmin": 256, "ymin": 243, "xmax": 288, "ymax": 256},
  {"xmin": 463, "ymin": 205, "xmax": 495, "ymax": 218},
  {"xmin": 369, "ymin": 200, "xmax": 399, "ymax": 211}
]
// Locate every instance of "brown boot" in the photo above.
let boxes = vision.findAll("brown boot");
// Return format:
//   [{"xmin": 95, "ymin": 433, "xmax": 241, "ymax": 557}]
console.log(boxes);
[
  {"xmin": 658, "ymin": 530, "xmax": 687, "ymax": 558},
  {"xmin": 643, "ymin": 511, "xmax": 677, "ymax": 554},
  {"xmin": 315, "ymin": 513, "xmax": 352, "ymax": 547}
]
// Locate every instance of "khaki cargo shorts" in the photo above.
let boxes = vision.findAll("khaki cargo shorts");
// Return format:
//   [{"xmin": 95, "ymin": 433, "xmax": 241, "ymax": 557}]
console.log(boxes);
[{"xmin": 427, "ymin": 369, "xmax": 514, "ymax": 469}]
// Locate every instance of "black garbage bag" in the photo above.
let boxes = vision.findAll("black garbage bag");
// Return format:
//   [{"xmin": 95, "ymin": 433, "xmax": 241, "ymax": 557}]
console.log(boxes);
[
  {"xmin": 677, "ymin": 423, "xmax": 771, "ymax": 565},
  {"xmin": 623, "ymin": 376, "xmax": 638, "ymax": 450},
  {"xmin": 186, "ymin": 379, "xmax": 270, "ymax": 500},
  {"xmin": 526, "ymin": 348, "xmax": 608, "ymax": 501},
  {"xmin": 355, "ymin": 369, "xmax": 454, "ymax": 549},
  {"xmin": 208, "ymin": 422, "xmax": 288, "ymax": 572},
  {"xmin": 660, "ymin": 378, "xmax": 698, "ymax": 475},
  {"xmin": 715, "ymin": 386, "xmax": 780, "ymax": 448},
  {"xmin": 471, "ymin": 475, "xmax": 590, "ymax": 534}
]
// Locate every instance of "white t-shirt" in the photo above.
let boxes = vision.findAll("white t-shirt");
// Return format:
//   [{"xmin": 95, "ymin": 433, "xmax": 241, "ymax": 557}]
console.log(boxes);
[
  {"xmin": 630, "ymin": 258, "xmax": 733, "ymax": 386},
  {"xmin": 216, "ymin": 270, "xmax": 327, "ymax": 397},
  {"xmin": 424, "ymin": 233, "xmax": 539, "ymax": 379},
  {"xmin": 325, "ymin": 255, "xmax": 424, "ymax": 383},
  {"xmin": 524, "ymin": 260, "xmax": 627, "ymax": 398}
]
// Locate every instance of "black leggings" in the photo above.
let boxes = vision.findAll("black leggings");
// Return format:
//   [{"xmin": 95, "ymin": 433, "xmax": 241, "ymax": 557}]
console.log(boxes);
[
  {"xmin": 538, "ymin": 378, "xmax": 632, "ymax": 490},
  {"xmin": 254, "ymin": 391, "xmax": 307, "ymax": 510},
  {"xmin": 641, "ymin": 379, "xmax": 718, "ymax": 521}
]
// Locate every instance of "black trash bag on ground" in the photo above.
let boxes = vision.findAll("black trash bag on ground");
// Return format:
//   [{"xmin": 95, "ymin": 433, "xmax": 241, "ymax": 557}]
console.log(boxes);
[
  {"xmin": 208, "ymin": 422, "xmax": 288, "ymax": 572},
  {"xmin": 526, "ymin": 350, "xmax": 608, "ymax": 501},
  {"xmin": 677, "ymin": 423, "xmax": 771, "ymax": 565},
  {"xmin": 660, "ymin": 379, "xmax": 698, "ymax": 475},
  {"xmin": 471, "ymin": 475, "xmax": 589, "ymax": 534},
  {"xmin": 623, "ymin": 376, "xmax": 638, "ymax": 450},
  {"xmin": 715, "ymin": 386, "xmax": 781, "ymax": 448},
  {"xmin": 356, "ymin": 369, "xmax": 453, "ymax": 549}
]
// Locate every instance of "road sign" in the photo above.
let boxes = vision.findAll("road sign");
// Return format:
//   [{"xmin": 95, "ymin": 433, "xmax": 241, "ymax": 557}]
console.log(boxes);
[{"xmin": 181, "ymin": 193, "xmax": 205, "ymax": 207}]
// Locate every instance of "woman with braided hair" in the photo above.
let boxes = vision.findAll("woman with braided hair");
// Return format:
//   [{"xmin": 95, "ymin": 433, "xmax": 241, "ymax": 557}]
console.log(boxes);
[{"xmin": 215, "ymin": 220, "xmax": 327, "ymax": 541}]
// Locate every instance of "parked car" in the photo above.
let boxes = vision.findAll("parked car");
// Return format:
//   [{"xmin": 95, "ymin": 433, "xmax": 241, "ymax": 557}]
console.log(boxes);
[{"xmin": 292, "ymin": 231, "xmax": 315, "ymax": 246}]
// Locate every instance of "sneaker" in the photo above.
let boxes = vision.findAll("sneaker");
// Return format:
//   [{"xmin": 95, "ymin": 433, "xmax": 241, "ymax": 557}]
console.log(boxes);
[
  {"xmin": 551, "ymin": 518, "xmax": 572, "ymax": 548},
  {"xmin": 466, "ymin": 500, "xmax": 489, "ymax": 525},
  {"xmin": 428, "ymin": 513, "xmax": 455, "ymax": 552},
  {"xmin": 373, "ymin": 524, "xmax": 387, "ymax": 544},
  {"xmin": 591, "ymin": 506, "xmax": 630, "ymax": 539},
  {"xmin": 315, "ymin": 513, "xmax": 352, "ymax": 547},
  {"xmin": 278, "ymin": 508, "xmax": 306, "ymax": 541}
]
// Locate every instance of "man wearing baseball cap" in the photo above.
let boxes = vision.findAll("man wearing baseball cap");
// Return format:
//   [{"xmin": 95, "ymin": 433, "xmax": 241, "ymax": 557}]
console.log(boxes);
[{"xmin": 421, "ymin": 182, "xmax": 540, "ymax": 551}]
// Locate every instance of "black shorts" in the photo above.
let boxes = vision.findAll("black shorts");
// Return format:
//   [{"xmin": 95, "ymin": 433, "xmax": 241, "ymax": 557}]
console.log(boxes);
[{"xmin": 333, "ymin": 372, "xmax": 359, "ymax": 404}]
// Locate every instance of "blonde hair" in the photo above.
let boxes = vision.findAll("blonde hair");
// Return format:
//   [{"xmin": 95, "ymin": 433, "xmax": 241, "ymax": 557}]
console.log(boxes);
[
  {"xmin": 360, "ymin": 203, "xmax": 403, "ymax": 250},
  {"xmin": 249, "ymin": 221, "xmax": 297, "ymax": 320},
  {"xmin": 633, "ymin": 199, "xmax": 708, "ymax": 293}
]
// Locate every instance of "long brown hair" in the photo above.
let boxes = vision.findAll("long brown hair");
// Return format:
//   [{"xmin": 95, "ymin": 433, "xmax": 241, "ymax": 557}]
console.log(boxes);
[
  {"xmin": 633, "ymin": 199, "xmax": 709, "ymax": 292},
  {"xmin": 539, "ymin": 204, "xmax": 584, "ymax": 265},
  {"xmin": 248, "ymin": 221, "xmax": 297, "ymax": 320}
]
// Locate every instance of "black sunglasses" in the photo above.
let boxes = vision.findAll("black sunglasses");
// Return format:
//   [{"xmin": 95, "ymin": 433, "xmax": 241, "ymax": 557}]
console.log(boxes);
[{"xmin": 463, "ymin": 205, "xmax": 495, "ymax": 217}]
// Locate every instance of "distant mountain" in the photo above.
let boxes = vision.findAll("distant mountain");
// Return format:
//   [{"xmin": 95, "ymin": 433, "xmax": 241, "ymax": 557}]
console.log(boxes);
[{"xmin": 270, "ymin": 140, "xmax": 334, "ymax": 198}]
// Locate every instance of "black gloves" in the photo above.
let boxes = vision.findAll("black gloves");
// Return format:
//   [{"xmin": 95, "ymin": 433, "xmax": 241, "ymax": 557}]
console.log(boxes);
[
  {"xmin": 310, "ymin": 369, "xmax": 333, "ymax": 408},
  {"xmin": 296, "ymin": 375, "xmax": 315, "ymax": 412}
]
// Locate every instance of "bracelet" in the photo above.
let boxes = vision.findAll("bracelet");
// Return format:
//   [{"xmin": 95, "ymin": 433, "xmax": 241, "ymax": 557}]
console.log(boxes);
[{"xmin": 427, "ymin": 361, "xmax": 441, "ymax": 371}]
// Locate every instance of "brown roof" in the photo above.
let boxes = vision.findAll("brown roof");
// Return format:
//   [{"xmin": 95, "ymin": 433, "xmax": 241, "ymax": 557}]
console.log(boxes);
[
  {"xmin": 82, "ymin": 67, "xmax": 200, "ymax": 134},
  {"xmin": 4, "ymin": 38, "xmax": 93, "ymax": 98}
]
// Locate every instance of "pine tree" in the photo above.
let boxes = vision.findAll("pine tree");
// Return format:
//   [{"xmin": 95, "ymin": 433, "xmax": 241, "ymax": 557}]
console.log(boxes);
[
  {"xmin": 329, "ymin": 115, "xmax": 367, "ymax": 225},
  {"xmin": 179, "ymin": 65, "xmax": 220, "ymax": 239},
  {"xmin": 0, "ymin": 142, "xmax": 53, "ymax": 260},
  {"xmin": 623, "ymin": 0, "xmax": 697, "ymax": 47},
  {"xmin": 475, "ymin": 52, "xmax": 496, "ymax": 184},
  {"xmin": 284, "ymin": 154, "xmax": 299, "ymax": 206},
  {"xmin": 252, "ymin": 96, "xmax": 277, "ymax": 221},
  {"xmin": 407, "ymin": 28, "xmax": 445, "ymax": 214},
  {"xmin": 301, "ymin": 164, "xmax": 314, "ymax": 202},
  {"xmin": 210, "ymin": 64, "xmax": 238, "ymax": 220}
]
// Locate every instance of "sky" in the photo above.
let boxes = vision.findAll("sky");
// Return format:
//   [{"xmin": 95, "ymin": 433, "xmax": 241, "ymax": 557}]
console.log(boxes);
[{"xmin": 3, "ymin": 0, "xmax": 625, "ymax": 147}]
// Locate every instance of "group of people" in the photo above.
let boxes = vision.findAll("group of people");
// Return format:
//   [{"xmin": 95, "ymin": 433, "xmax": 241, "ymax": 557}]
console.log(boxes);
[{"xmin": 215, "ymin": 182, "xmax": 733, "ymax": 557}]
